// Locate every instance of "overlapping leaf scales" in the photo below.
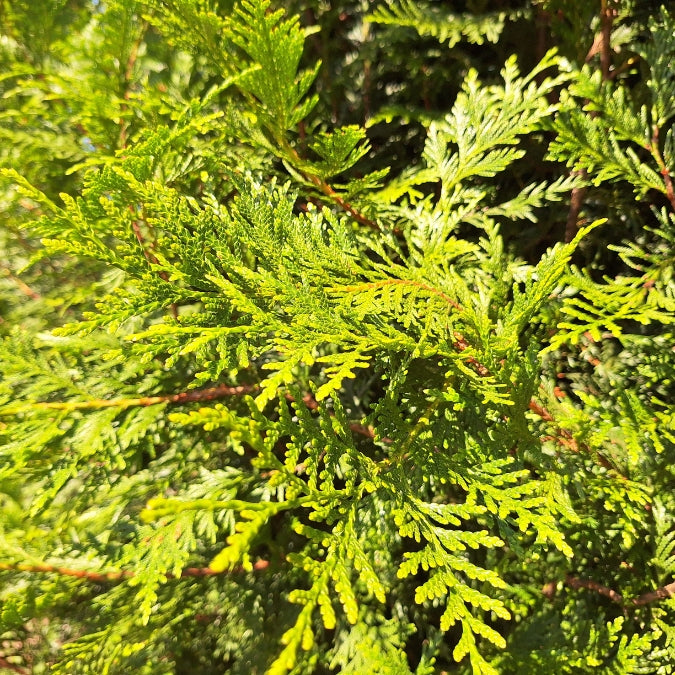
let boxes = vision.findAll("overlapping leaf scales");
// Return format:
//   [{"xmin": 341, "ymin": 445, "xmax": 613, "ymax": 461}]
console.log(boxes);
[
  {"xmin": 308, "ymin": 126, "xmax": 370, "ymax": 179},
  {"xmin": 3, "ymin": 2, "xmax": 675, "ymax": 674},
  {"xmin": 119, "ymin": 514, "xmax": 196, "ymax": 625},
  {"xmin": 231, "ymin": 0, "xmax": 319, "ymax": 133}
]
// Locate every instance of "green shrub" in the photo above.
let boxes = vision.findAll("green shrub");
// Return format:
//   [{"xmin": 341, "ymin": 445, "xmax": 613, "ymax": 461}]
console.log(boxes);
[{"xmin": 1, "ymin": 1, "xmax": 674, "ymax": 673}]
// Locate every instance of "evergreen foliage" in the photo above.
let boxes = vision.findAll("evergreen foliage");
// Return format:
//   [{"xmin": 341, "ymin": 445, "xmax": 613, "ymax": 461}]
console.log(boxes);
[{"xmin": 0, "ymin": 1, "xmax": 674, "ymax": 673}]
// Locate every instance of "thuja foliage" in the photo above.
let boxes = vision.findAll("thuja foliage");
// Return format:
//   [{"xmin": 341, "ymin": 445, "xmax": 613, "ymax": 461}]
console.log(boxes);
[{"xmin": 1, "ymin": 0, "xmax": 675, "ymax": 672}]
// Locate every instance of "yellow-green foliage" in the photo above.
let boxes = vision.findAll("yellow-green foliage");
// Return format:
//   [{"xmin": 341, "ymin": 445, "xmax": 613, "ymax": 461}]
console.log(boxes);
[{"xmin": 1, "ymin": 1, "xmax": 675, "ymax": 673}]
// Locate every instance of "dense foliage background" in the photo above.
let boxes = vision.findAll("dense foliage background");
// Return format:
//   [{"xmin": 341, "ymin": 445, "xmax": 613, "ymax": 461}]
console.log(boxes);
[{"xmin": 1, "ymin": 0, "xmax": 675, "ymax": 673}]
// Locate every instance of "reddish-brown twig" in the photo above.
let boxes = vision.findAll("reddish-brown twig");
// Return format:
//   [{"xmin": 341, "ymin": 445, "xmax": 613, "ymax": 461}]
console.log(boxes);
[
  {"xmin": 529, "ymin": 398, "xmax": 621, "ymax": 474},
  {"xmin": 0, "ymin": 559, "xmax": 269, "ymax": 584},
  {"xmin": 566, "ymin": 574, "xmax": 623, "ymax": 604},
  {"xmin": 0, "ymin": 267, "xmax": 40, "ymax": 299},
  {"xmin": 1, "ymin": 383, "xmax": 258, "ymax": 416},
  {"xmin": 565, "ymin": 2, "xmax": 616, "ymax": 243},
  {"xmin": 279, "ymin": 139, "xmax": 379, "ymax": 230},
  {"xmin": 647, "ymin": 126, "xmax": 675, "ymax": 212},
  {"xmin": 3, "ymin": 382, "xmax": 380, "ymax": 441},
  {"xmin": 630, "ymin": 579, "xmax": 675, "ymax": 607},
  {"xmin": 0, "ymin": 657, "xmax": 29, "ymax": 675},
  {"xmin": 565, "ymin": 574, "xmax": 675, "ymax": 608}
]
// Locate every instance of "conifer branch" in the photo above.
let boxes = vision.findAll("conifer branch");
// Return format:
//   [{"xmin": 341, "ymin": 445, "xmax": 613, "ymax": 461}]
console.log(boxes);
[
  {"xmin": 129, "ymin": 203, "xmax": 179, "ymax": 318},
  {"xmin": 280, "ymin": 139, "xmax": 380, "ymax": 230},
  {"xmin": 565, "ymin": 2, "xmax": 615, "ymax": 243},
  {"xmin": 647, "ymin": 125, "xmax": 675, "ymax": 212},
  {"xmin": 118, "ymin": 19, "xmax": 149, "ymax": 149},
  {"xmin": 0, "ymin": 560, "xmax": 269, "ymax": 583},
  {"xmin": 307, "ymin": 172, "xmax": 379, "ymax": 230},
  {"xmin": 0, "ymin": 384, "xmax": 258, "ymax": 415},
  {"xmin": 630, "ymin": 579, "xmax": 675, "ymax": 606},
  {"xmin": 529, "ymin": 399, "xmax": 622, "ymax": 475},
  {"xmin": 566, "ymin": 575, "xmax": 675, "ymax": 608},
  {"xmin": 566, "ymin": 574, "xmax": 624, "ymax": 604},
  {"xmin": 1, "ymin": 383, "xmax": 378, "ymax": 439},
  {"xmin": 3, "ymin": 2, "xmax": 674, "ymax": 670},
  {"xmin": 339, "ymin": 279, "xmax": 462, "ymax": 311}
]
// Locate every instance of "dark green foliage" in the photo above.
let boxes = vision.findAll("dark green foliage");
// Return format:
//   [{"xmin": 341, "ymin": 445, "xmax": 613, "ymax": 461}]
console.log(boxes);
[{"xmin": 1, "ymin": 1, "xmax": 674, "ymax": 673}]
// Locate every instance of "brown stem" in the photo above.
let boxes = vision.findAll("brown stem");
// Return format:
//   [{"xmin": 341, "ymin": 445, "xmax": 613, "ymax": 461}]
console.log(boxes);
[
  {"xmin": 535, "ymin": 8, "xmax": 550, "ymax": 68},
  {"xmin": 130, "ymin": 205, "xmax": 179, "ymax": 318},
  {"xmin": 451, "ymin": 332, "xmax": 491, "ymax": 377},
  {"xmin": 0, "ymin": 657, "xmax": 29, "ymax": 675},
  {"xmin": 565, "ymin": 179, "xmax": 587, "ymax": 243},
  {"xmin": 529, "ymin": 399, "xmax": 621, "ymax": 475},
  {"xmin": 599, "ymin": 0, "xmax": 613, "ymax": 80},
  {"xmin": 278, "ymin": 138, "xmax": 380, "ymax": 230},
  {"xmin": 361, "ymin": 21, "xmax": 372, "ymax": 121},
  {"xmin": 528, "ymin": 399, "xmax": 555, "ymax": 422},
  {"xmin": 348, "ymin": 422, "xmax": 377, "ymax": 439},
  {"xmin": 305, "ymin": 172, "xmax": 379, "ymax": 230},
  {"xmin": 565, "ymin": 2, "xmax": 615, "ymax": 242},
  {"xmin": 0, "ymin": 559, "xmax": 269, "ymax": 584},
  {"xmin": 659, "ymin": 168, "xmax": 675, "ymax": 212},
  {"xmin": 2, "ymin": 383, "xmax": 258, "ymax": 415},
  {"xmin": 131, "ymin": 217, "xmax": 157, "ymax": 265},
  {"xmin": 648, "ymin": 126, "xmax": 675, "ymax": 212},
  {"xmin": 0, "ymin": 267, "xmax": 40, "ymax": 299},
  {"xmin": 565, "ymin": 574, "xmax": 675, "ymax": 608},
  {"xmin": 566, "ymin": 574, "xmax": 623, "ymax": 604},
  {"xmin": 3, "ymin": 381, "xmax": 381, "ymax": 443},
  {"xmin": 630, "ymin": 579, "xmax": 675, "ymax": 607}
]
